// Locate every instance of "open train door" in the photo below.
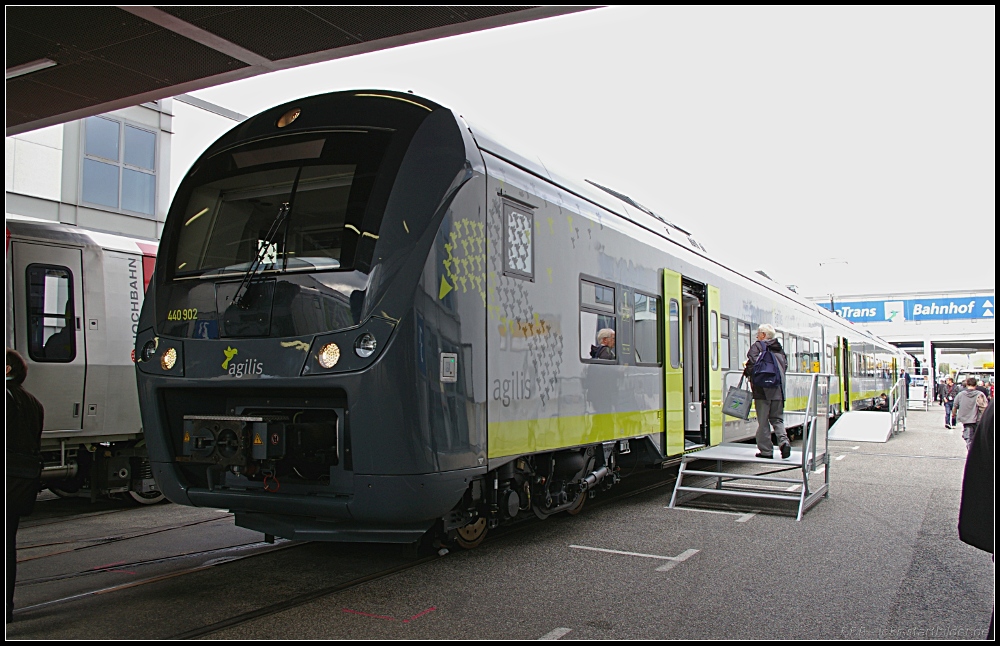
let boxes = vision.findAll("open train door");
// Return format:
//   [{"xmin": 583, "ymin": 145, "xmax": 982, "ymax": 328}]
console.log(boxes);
[
  {"xmin": 706, "ymin": 285, "xmax": 723, "ymax": 447},
  {"xmin": 840, "ymin": 337, "xmax": 851, "ymax": 412},
  {"xmin": 10, "ymin": 242, "xmax": 86, "ymax": 431},
  {"xmin": 663, "ymin": 269, "xmax": 684, "ymax": 456}
]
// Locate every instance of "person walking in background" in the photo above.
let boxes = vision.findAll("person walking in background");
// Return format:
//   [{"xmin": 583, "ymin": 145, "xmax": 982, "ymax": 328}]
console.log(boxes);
[
  {"xmin": 6, "ymin": 349, "xmax": 45, "ymax": 623},
  {"xmin": 900, "ymin": 368, "xmax": 911, "ymax": 399},
  {"xmin": 958, "ymin": 397, "xmax": 994, "ymax": 639},
  {"xmin": 953, "ymin": 377, "xmax": 988, "ymax": 451},
  {"xmin": 744, "ymin": 324, "xmax": 791, "ymax": 460},
  {"xmin": 943, "ymin": 377, "xmax": 961, "ymax": 429}
]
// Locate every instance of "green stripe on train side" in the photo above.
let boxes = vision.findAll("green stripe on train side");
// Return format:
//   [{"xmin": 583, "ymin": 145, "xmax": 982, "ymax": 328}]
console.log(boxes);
[{"xmin": 487, "ymin": 409, "xmax": 662, "ymax": 459}]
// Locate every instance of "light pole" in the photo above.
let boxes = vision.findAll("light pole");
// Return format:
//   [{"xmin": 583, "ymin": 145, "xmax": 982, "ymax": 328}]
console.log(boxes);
[{"xmin": 819, "ymin": 258, "xmax": 849, "ymax": 315}]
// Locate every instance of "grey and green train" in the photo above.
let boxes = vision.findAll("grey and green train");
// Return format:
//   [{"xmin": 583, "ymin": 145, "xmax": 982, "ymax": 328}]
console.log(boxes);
[{"xmin": 135, "ymin": 90, "xmax": 908, "ymax": 546}]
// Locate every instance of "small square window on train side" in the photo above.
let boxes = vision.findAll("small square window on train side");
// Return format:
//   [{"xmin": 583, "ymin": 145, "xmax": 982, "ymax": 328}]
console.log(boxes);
[{"xmin": 503, "ymin": 201, "xmax": 534, "ymax": 281}]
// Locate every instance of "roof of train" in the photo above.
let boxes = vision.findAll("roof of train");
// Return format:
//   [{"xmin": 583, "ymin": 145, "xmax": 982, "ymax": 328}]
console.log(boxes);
[
  {"xmin": 5, "ymin": 213, "xmax": 157, "ymax": 256},
  {"xmin": 462, "ymin": 118, "xmax": 902, "ymax": 355}
]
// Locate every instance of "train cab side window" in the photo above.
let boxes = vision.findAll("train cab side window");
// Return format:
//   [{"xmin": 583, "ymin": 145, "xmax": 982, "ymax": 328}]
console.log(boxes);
[
  {"xmin": 720, "ymin": 315, "xmax": 731, "ymax": 371},
  {"xmin": 633, "ymin": 291, "xmax": 661, "ymax": 366},
  {"xmin": 503, "ymin": 202, "xmax": 534, "ymax": 281},
  {"xmin": 26, "ymin": 264, "xmax": 76, "ymax": 363},
  {"xmin": 580, "ymin": 279, "xmax": 616, "ymax": 362}
]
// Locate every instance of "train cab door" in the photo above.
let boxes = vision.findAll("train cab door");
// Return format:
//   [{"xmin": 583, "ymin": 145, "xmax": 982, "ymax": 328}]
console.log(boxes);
[{"xmin": 11, "ymin": 242, "xmax": 86, "ymax": 431}]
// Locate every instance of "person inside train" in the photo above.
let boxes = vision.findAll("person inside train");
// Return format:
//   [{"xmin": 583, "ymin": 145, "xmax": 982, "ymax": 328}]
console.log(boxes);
[
  {"xmin": 42, "ymin": 302, "xmax": 74, "ymax": 361},
  {"xmin": 590, "ymin": 328, "xmax": 616, "ymax": 361},
  {"xmin": 873, "ymin": 393, "xmax": 889, "ymax": 411},
  {"xmin": 744, "ymin": 324, "xmax": 791, "ymax": 460},
  {"xmin": 6, "ymin": 348, "xmax": 45, "ymax": 623}
]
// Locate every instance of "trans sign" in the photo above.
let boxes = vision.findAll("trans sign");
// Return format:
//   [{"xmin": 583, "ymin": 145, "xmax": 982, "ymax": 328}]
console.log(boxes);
[{"xmin": 822, "ymin": 296, "xmax": 995, "ymax": 323}]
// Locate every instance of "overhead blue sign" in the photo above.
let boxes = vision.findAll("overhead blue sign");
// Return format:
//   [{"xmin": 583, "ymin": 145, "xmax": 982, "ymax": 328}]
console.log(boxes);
[{"xmin": 821, "ymin": 297, "xmax": 995, "ymax": 323}]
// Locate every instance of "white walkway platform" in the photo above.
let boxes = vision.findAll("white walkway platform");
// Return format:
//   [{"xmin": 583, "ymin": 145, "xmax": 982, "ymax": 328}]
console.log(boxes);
[{"xmin": 828, "ymin": 411, "xmax": 893, "ymax": 443}]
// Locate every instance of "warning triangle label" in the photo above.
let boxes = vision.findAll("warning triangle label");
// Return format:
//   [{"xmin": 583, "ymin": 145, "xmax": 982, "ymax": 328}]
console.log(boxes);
[
  {"xmin": 183, "ymin": 432, "xmax": 190, "ymax": 442},
  {"xmin": 253, "ymin": 433, "xmax": 263, "ymax": 445}
]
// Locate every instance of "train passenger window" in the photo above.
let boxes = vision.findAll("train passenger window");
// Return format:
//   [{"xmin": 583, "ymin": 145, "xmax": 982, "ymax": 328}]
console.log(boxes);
[
  {"xmin": 669, "ymin": 300, "xmax": 681, "ymax": 368},
  {"xmin": 633, "ymin": 292, "xmax": 661, "ymax": 366},
  {"xmin": 799, "ymin": 338, "xmax": 811, "ymax": 372},
  {"xmin": 812, "ymin": 340, "xmax": 820, "ymax": 372},
  {"xmin": 787, "ymin": 336, "xmax": 798, "ymax": 372},
  {"xmin": 580, "ymin": 279, "xmax": 616, "ymax": 362},
  {"xmin": 503, "ymin": 202, "xmax": 534, "ymax": 281},
  {"xmin": 720, "ymin": 316, "xmax": 731, "ymax": 371},
  {"xmin": 737, "ymin": 321, "xmax": 751, "ymax": 368},
  {"xmin": 25, "ymin": 264, "xmax": 76, "ymax": 363},
  {"xmin": 774, "ymin": 330, "xmax": 785, "ymax": 352},
  {"xmin": 710, "ymin": 310, "xmax": 719, "ymax": 370}
]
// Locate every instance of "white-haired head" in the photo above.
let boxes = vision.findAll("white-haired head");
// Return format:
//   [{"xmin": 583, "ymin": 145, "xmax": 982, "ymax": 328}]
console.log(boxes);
[
  {"xmin": 757, "ymin": 324, "xmax": 776, "ymax": 340},
  {"xmin": 597, "ymin": 328, "xmax": 615, "ymax": 344}
]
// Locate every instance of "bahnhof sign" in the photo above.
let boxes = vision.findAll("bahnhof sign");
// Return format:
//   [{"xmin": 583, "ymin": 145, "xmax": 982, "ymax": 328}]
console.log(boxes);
[
  {"xmin": 812, "ymin": 291, "xmax": 995, "ymax": 375},
  {"xmin": 825, "ymin": 296, "xmax": 993, "ymax": 323}
]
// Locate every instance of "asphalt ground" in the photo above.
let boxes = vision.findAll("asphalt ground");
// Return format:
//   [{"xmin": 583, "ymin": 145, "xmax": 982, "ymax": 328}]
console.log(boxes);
[{"xmin": 6, "ymin": 405, "xmax": 994, "ymax": 640}]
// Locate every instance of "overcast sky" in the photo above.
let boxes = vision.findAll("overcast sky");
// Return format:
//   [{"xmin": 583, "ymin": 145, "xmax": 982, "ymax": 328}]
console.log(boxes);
[{"xmin": 173, "ymin": 5, "xmax": 996, "ymax": 300}]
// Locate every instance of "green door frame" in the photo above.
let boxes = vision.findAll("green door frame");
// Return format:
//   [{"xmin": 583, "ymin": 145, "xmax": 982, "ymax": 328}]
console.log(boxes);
[
  {"xmin": 707, "ymin": 285, "xmax": 723, "ymax": 446},
  {"xmin": 664, "ymin": 269, "xmax": 684, "ymax": 456}
]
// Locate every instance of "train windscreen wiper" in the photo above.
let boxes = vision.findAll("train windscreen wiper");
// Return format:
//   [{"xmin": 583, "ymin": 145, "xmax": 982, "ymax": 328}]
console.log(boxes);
[{"xmin": 233, "ymin": 201, "xmax": 289, "ymax": 309}]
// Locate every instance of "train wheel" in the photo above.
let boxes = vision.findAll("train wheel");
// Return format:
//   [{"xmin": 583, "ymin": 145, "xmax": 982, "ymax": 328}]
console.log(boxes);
[
  {"xmin": 454, "ymin": 517, "xmax": 488, "ymax": 549},
  {"xmin": 48, "ymin": 485, "xmax": 83, "ymax": 498},
  {"xmin": 566, "ymin": 492, "xmax": 587, "ymax": 516},
  {"xmin": 128, "ymin": 490, "xmax": 166, "ymax": 505}
]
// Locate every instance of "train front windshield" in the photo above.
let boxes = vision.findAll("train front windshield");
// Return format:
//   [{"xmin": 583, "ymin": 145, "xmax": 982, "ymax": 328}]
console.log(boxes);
[{"xmin": 169, "ymin": 130, "xmax": 391, "ymax": 280}]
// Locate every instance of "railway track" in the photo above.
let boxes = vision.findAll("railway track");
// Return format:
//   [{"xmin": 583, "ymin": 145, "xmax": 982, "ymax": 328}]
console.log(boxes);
[{"xmin": 174, "ymin": 468, "xmax": 680, "ymax": 639}]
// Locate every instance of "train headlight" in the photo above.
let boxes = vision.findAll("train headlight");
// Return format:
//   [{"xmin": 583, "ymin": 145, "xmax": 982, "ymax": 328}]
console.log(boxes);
[
  {"xmin": 354, "ymin": 333, "xmax": 377, "ymax": 358},
  {"xmin": 160, "ymin": 347, "xmax": 177, "ymax": 370},
  {"xmin": 141, "ymin": 340, "xmax": 157, "ymax": 362},
  {"xmin": 318, "ymin": 342, "xmax": 341, "ymax": 368}
]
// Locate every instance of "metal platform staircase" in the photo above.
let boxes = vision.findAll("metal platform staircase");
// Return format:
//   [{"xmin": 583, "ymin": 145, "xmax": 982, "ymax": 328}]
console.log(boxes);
[{"xmin": 669, "ymin": 374, "xmax": 833, "ymax": 521}]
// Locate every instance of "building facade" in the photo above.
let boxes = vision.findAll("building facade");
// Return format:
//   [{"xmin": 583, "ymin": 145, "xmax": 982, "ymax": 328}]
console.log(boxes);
[{"xmin": 6, "ymin": 99, "xmax": 173, "ymax": 240}]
